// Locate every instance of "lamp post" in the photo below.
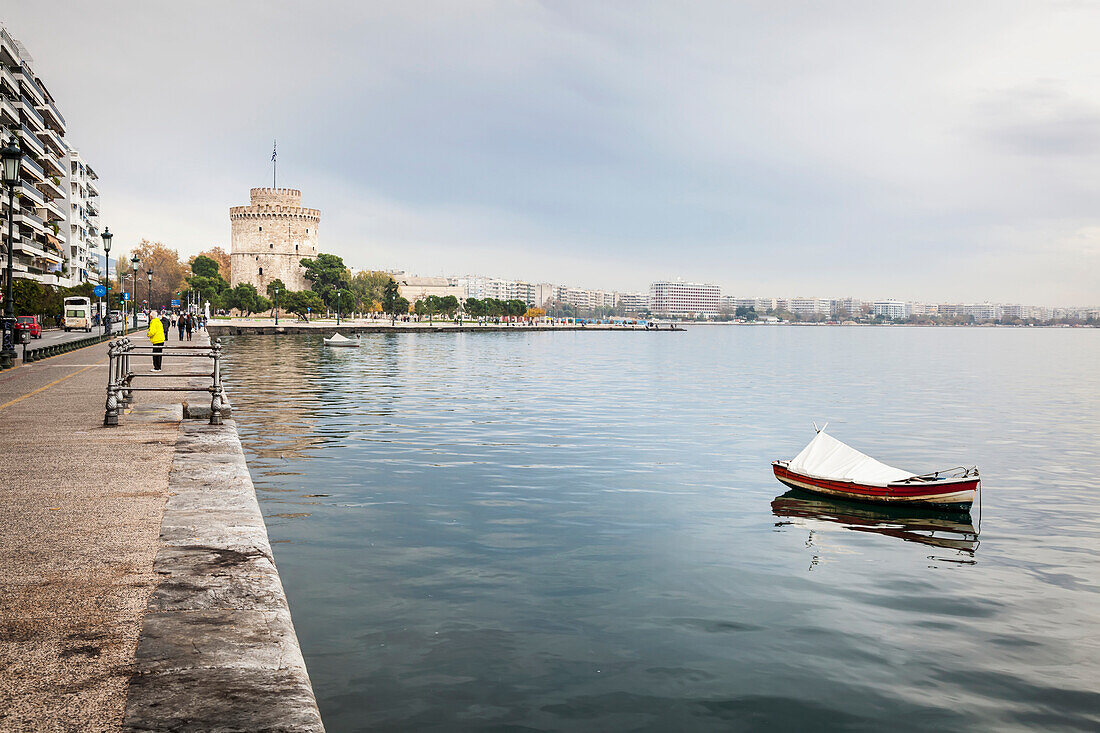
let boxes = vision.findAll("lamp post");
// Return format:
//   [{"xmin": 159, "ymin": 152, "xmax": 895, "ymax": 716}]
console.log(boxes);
[
  {"xmin": 1, "ymin": 137, "xmax": 23, "ymax": 370},
  {"xmin": 130, "ymin": 254, "xmax": 140, "ymax": 330},
  {"xmin": 101, "ymin": 228, "xmax": 113, "ymax": 337},
  {"xmin": 147, "ymin": 269, "xmax": 153, "ymax": 311},
  {"xmin": 336, "ymin": 290, "xmax": 341, "ymax": 326},
  {"xmin": 0, "ymin": 137, "xmax": 23, "ymax": 367},
  {"xmin": 274, "ymin": 286, "xmax": 279, "ymax": 325}
]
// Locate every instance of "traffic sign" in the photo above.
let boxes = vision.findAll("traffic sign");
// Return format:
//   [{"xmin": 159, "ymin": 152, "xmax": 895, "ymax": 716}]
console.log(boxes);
[
  {"xmin": 123, "ymin": 293, "xmax": 131, "ymax": 301},
  {"xmin": 171, "ymin": 299, "xmax": 180, "ymax": 307},
  {"xmin": 93, "ymin": 285, "xmax": 107, "ymax": 297}
]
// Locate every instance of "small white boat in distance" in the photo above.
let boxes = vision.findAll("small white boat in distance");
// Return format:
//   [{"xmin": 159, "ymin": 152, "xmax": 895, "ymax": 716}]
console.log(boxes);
[{"xmin": 323, "ymin": 332, "xmax": 360, "ymax": 347}]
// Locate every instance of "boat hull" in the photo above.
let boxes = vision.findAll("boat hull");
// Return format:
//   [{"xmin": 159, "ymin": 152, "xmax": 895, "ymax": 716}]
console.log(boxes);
[{"xmin": 772, "ymin": 462, "xmax": 976, "ymax": 508}]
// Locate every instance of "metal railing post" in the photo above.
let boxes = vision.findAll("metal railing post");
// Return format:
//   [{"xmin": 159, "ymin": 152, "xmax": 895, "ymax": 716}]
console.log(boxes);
[
  {"xmin": 103, "ymin": 340, "xmax": 119, "ymax": 426},
  {"xmin": 209, "ymin": 338, "xmax": 223, "ymax": 425}
]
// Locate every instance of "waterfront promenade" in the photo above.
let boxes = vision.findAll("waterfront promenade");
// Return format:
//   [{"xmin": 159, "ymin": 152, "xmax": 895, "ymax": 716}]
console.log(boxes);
[{"xmin": 0, "ymin": 334, "xmax": 322, "ymax": 731}]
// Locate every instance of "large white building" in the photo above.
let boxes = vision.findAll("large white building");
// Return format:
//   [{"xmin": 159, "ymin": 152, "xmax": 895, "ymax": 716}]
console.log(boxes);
[
  {"xmin": 66, "ymin": 149, "xmax": 101, "ymax": 284},
  {"xmin": 649, "ymin": 280, "xmax": 720, "ymax": 316},
  {"xmin": 1, "ymin": 26, "xmax": 103, "ymax": 289},
  {"xmin": 873, "ymin": 300, "xmax": 909, "ymax": 320}
]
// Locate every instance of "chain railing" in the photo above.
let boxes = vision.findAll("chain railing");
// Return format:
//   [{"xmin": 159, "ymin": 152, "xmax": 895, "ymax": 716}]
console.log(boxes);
[
  {"xmin": 104, "ymin": 337, "xmax": 225, "ymax": 426},
  {"xmin": 20, "ymin": 331, "xmax": 112, "ymax": 363}
]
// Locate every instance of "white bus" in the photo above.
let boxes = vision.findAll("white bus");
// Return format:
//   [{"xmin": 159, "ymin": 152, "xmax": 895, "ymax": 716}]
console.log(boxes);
[{"xmin": 63, "ymin": 296, "xmax": 92, "ymax": 332}]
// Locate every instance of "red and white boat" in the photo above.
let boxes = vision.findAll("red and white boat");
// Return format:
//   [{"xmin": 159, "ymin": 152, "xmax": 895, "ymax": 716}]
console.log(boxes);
[{"xmin": 772, "ymin": 428, "xmax": 979, "ymax": 509}]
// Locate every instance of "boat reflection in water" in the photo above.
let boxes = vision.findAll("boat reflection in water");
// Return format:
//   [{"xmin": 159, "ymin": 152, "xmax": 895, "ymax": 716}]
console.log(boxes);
[{"xmin": 772, "ymin": 489, "xmax": 979, "ymax": 558}]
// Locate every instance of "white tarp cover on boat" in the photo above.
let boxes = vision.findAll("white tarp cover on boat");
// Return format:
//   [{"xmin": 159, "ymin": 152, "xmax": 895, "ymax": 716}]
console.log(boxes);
[
  {"xmin": 326, "ymin": 333, "xmax": 350, "ymax": 342},
  {"xmin": 787, "ymin": 431, "xmax": 915, "ymax": 486}
]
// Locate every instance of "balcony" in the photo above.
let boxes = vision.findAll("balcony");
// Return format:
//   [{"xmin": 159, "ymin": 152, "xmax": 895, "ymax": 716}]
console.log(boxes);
[
  {"xmin": 41, "ymin": 198, "xmax": 66, "ymax": 222},
  {"xmin": 0, "ymin": 28, "xmax": 19, "ymax": 67},
  {"xmin": 18, "ymin": 65, "xmax": 44, "ymax": 105},
  {"xmin": 19, "ymin": 180, "xmax": 44, "ymax": 206},
  {"xmin": 38, "ymin": 175, "xmax": 65, "ymax": 201},
  {"xmin": 87, "ymin": 178, "xmax": 100, "ymax": 197},
  {"xmin": 38, "ymin": 127, "xmax": 66, "ymax": 157},
  {"xmin": 16, "ymin": 209, "xmax": 45, "ymax": 229},
  {"xmin": 0, "ymin": 94, "xmax": 16, "ymax": 126},
  {"xmin": 36, "ymin": 99, "xmax": 65, "ymax": 132},
  {"xmin": 15, "ymin": 237, "xmax": 62, "ymax": 264},
  {"xmin": 39, "ymin": 152, "xmax": 64, "ymax": 179},
  {"xmin": 18, "ymin": 97, "xmax": 46, "ymax": 130},
  {"xmin": 17, "ymin": 123, "xmax": 45, "ymax": 157},
  {"xmin": 0, "ymin": 64, "xmax": 16, "ymax": 97},
  {"xmin": 87, "ymin": 201, "xmax": 99, "ymax": 217},
  {"xmin": 20, "ymin": 154, "xmax": 45, "ymax": 182}
]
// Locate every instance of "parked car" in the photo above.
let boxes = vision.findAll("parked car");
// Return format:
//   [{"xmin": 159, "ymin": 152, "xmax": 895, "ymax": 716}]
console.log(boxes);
[
  {"xmin": 15, "ymin": 315, "xmax": 42, "ymax": 339},
  {"xmin": 136, "ymin": 312, "xmax": 149, "ymax": 326},
  {"xmin": 110, "ymin": 310, "xmax": 123, "ymax": 323}
]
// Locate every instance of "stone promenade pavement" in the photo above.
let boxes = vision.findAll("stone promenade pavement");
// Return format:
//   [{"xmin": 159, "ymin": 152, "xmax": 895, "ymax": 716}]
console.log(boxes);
[{"xmin": 0, "ymin": 336, "xmax": 178, "ymax": 730}]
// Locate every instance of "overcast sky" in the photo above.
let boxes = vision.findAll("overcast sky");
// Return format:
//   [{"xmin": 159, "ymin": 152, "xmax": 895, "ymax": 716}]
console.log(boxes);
[{"xmin": 6, "ymin": 1, "xmax": 1100, "ymax": 305}]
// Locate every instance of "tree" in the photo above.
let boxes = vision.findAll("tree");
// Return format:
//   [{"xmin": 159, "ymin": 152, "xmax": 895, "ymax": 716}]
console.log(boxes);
[
  {"xmin": 350, "ymin": 271, "xmax": 393, "ymax": 309},
  {"xmin": 265, "ymin": 279, "xmax": 287, "ymax": 300},
  {"xmin": 393, "ymin": 296, "xmax": 410, "ymax": 315},
  {"xmin": 382, "ymin": 277, "xmax": 400, "ymax": 314},
  {"xmin": 188, "ymin": 246, "xmax": 231, "ymax": 282},
  {"xmin": 525, "ymin": 307, "xmax": 546, "ymax": 319},
  {"xmin": 300, "ymin": 253, "xmax": 349, "ymax": 307},
  {"xmin": 282, "ymin": 290, "xmax": 324, "ymax": 319},
  {"xmin": 226, "ymin": 283, "xmax": 267, "ymax": 315},
  {"xmin": 735, "ymin": 306, "xmax": 758, "ymax": 321},
  {"xmin": 190, "ymin": 255, "xmax": 221, "ymax": 279},
  {"xmin": 123, "ymin": 240, "xmax": 188, "ymax": 308}
]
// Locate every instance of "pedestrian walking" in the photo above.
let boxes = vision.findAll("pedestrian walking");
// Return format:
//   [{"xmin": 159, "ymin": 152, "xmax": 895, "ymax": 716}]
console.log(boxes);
[
  {"xmin": 185, "ymin": 314, "xmax": 194, "ymax": 341},
  {"xmin": 159, "ymin": 312, "xmax": 171, "ymax": 342},
  {"xmin": 177, "ymin": 315, "xmax": 186, "ymax": 341},
  {"xmin": 148, "ymin": 310, "xmax": 166, "ymax": 371}
]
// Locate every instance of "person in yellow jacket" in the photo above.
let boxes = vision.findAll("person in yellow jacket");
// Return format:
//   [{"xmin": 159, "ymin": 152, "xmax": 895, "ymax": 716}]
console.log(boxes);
[{"xmin": 147, "ymin": 310, "xmax": 166, "ymax": 371}]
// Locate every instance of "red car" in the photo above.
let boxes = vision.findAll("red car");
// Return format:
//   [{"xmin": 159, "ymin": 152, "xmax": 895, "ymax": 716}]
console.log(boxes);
[{"xmin": 15, "ymin": 316, "xmax": 42, "ymax": 339}]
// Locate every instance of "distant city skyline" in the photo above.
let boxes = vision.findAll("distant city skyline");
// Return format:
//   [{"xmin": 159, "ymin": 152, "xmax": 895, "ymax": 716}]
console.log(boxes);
[{"xmin": 4, "ymin": 2, "xmax": 1100, "ymax": 305}]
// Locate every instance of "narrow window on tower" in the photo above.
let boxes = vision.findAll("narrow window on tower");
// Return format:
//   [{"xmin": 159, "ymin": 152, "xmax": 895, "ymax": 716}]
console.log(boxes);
[
  {"xmin": 259, "ymin": 226, "xmax": 263, "ymax": 231},
  {"xmin": 270, "ymin": 243, "xmax": 274, "ymax": 248},
  {"xmin": 259, "ymin": 267, "xmax": 263, "ymax": 275}
]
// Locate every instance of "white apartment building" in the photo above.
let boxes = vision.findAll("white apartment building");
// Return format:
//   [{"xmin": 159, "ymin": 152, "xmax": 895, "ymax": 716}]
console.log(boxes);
[
  {"xmin": 648, "ymin": 280, "xmax": 720, "ymax": 317},
  {"xmin": 617, "ymin": 292, "xmax": 648, "ymax": 312},
  {"xmin": 963, "ymin": 303, "xmax": 1002, "ymax": 321},
  {"xmin": 0, "ymin": 27, "xmax": 104, "ymax": 289},
  {"xmin": 66, "ymin": 149, "xmax": 101, "ymax": 284},
  {"xmin": 831, "ymin": 297, "xmax": 863, "ymax": 316},
  {"xmin": 789, "ymin": 298, "xmax": 832, "ymax": 317},
  {"xmin": 872, "ymin": 300, "xmax": 909, "ymax": 320}
]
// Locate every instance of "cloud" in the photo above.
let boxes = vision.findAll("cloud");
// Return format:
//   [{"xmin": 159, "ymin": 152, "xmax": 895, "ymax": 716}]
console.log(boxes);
[{"xmin": 5, "ymin": 0, "xmax": 1100, "ymax": 304}]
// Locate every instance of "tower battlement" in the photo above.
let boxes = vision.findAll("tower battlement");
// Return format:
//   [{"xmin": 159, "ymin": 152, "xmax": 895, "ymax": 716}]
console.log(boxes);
[{"xmin": 249, "ymin": 187, "xmax": 302, "ymax": 206}]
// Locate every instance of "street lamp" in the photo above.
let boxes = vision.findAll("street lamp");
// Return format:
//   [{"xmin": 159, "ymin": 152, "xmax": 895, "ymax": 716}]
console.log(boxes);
[
  {"xmin": 274, "ymin": 286, "xmax": 279, "ymax": 325},
  {"xmin": 147, "ymin": 268, "xmax": 153, "ymax": 311},
  {"xmin": 130, "ymin": 254, "xmax": 140, "ymax": 330},
  {"xmin": 1, "ymin": 137, "xmax": 23, "ymax": 370},
  {"xmin": 101, "ymin": 227, "xmax": 113, "ymax": 337},
  {"xmin": 336, "ymin": 290, "xmax": 341, "ymax": 326}
]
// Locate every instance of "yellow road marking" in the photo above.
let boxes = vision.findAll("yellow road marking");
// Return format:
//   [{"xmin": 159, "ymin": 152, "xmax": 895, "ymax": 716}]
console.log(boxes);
[{"xmin": 0, "ymin": 361, "xmax": 103, "ymax": 412}]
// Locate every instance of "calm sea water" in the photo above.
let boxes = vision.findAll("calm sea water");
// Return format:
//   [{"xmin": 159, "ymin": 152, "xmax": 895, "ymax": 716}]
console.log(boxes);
[{"xmin": 221, "ymin": 326, "xmax": 1100, "ymax": 732}]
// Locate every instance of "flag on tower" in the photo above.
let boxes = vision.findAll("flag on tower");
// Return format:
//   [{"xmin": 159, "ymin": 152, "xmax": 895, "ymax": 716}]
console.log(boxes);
[{"xmin": 272, "ymin": 140, "xmax": 277, "ymax": 162}]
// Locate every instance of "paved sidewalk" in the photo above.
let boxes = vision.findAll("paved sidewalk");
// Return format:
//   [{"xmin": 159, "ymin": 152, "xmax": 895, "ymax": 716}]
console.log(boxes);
[{"xmin": 0, "ymin": 337, "xmax": 184, "ymax": 730}]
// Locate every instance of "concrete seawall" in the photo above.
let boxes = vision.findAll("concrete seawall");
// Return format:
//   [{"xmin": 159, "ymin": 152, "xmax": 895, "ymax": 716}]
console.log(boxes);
[{"xmin": 123, "ymin": 419, "xmax": 324, "ymax": 731}]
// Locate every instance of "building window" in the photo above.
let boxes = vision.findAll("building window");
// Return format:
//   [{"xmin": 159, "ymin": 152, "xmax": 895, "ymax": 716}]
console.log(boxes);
[
  {"xmin": 258, "ymin": 267, "xmax": 263, "ymax": 275},
  {"xmin": 306, "ymin": 229, "xmax": 309, "ymax": 233},
  {"xmin": 259, "ymin": 226, "xmax": 262, "ymax": 231}
]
